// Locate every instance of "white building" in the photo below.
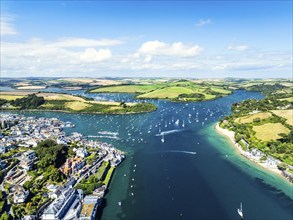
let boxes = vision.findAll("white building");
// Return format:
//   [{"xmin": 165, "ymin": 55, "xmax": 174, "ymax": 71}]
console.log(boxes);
[
  {"xmin": 10, "ymin": 185, "xmax": 29, "ymax": 204},
  {"xmin": 22, "ymin": 150, "xmax": 36, "ymax": 161},
  {"xmin": 42, "ymin": 182, "xmax": 82, "ymax": 220},
  {"xmin": 74, "ymin": 148, "xmax": 89, "ymax": 158}
]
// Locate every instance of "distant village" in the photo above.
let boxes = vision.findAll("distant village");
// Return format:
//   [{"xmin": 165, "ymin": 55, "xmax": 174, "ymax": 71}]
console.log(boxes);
[{"xmin": 0, "ymin": 113, "xmax": 124, "ymax": 220}]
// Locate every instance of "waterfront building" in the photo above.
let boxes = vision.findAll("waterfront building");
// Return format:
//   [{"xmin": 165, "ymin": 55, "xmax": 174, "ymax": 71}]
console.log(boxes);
[
  {"xmin": 79, "ymin": 195, "xmax": 102, "ymax": 220},
  {"xmin": 62, "ymin": 189, "xmax": 83, "ymax": 220},
  {"xmin": 42, "ymin": 186, "xmax": 82, "ymax": 220},
  {"xmin": 92, "ymin": 185, "xmax": 107, "ymax": 198}
]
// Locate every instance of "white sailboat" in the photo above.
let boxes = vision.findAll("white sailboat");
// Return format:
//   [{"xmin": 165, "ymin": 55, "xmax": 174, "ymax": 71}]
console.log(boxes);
[
  {"xmin": 237, "ymin": 202, "xmax": 243, "ymax": 219},
  {"xmin": 161, "ymin": 134, "xmax": 165, "ymax": 143}
]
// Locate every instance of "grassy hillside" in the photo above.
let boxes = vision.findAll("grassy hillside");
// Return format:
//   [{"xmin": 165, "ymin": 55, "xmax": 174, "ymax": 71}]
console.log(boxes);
[
  {"xmin": 0, "ymin": 92, "xmax": 156, "ymax": 114},
  {"xmin": 252, "ymin": 123, "xmax": 290, "ymax": 141},
  {"xmin": 90, "ymin": 84, "xmax": 163, "ymax": 93},
  {"xmin": 272, "ymin": 109, "xmax": 293, "ymax": 126},
  {"xmin": 235, "ymin": 112, "xmax": 272, "ymax": 124},
  {"xmin": 220, "ymin": 94, "xmax": 293, "ymax": 166},
  {"xmin": 89, "ymin": 80, "xmax": 232, "ymax": 102},
  {"xmin": 137, "ymin": 86, "xmax": 194, "ymax": 99}
]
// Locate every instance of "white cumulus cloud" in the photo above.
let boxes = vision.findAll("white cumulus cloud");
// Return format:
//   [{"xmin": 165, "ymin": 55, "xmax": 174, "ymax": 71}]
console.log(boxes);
[
  {"xmin": 80, "ymin": 48, "xmax": 112, "ymax": 62},
  {"xmin": 138, "ymin": 40, "xmax": 203, "ymax": 57},
  {"xmin": 143, "ymin": 55, "xmax": 152, "ymax": 63}
]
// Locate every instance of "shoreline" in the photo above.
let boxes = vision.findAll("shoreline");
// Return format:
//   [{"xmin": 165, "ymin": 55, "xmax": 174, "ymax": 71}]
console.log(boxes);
[{"xmin": 214, "ymin": 122, "xmax": 292, "ymax": 184}]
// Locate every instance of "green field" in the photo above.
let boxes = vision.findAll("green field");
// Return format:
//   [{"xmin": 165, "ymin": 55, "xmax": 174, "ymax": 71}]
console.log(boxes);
[
  {"xmin": 65, "ymin": 101, "xmax": 91, "ymax": 110},
  {"xmin": 137, "ymin": 86, "xmax": 194, "ymax": 99},
  {"xmin": 235, "ymin": 112, "xmax": 272, "ymax": 124},
  {"xmin": 0, "ymin": 94, "xmax": 25, "ymax": 100},
  {"xmin": 211, "ymin": 87, "xmax": 232, "ymax": 94},
  {"xmin": 89, "ymin": 80, "xmax": 232, "ymax": 102},
  {"xmin": 272, "ymin": 109, "xmax": 293, "ymax": 126},
  {"xmin": 90, "ymin": 84, "xmax": 163, "ymax": 93},
  {"xmin": 252, "ymin": 123, "xmax": 290, "ymax": 141},
  {"xmin": 137, "ymin": 85, "xmax": 230, "ymax": 101}
]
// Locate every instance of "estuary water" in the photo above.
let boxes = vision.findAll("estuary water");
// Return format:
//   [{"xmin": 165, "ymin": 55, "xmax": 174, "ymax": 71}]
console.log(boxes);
[{"xmin": 5, "ymin": 90, "xmax": 292, "ymax": 220}]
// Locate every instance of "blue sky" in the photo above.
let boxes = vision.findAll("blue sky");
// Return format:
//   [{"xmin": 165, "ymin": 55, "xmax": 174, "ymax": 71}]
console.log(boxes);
[{"xmin": 1, "ymin": 1, "xmax": 292, "ymax": 78}]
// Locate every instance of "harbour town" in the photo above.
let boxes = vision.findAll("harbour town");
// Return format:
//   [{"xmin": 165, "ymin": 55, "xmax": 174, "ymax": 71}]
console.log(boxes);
[
  {"xmin": 1, "ymin": 0, "xmax": 292, "ymax": 219},
  {"xmin": 0, "ymin": 113, "xmax": 124, "ymax": 219}
]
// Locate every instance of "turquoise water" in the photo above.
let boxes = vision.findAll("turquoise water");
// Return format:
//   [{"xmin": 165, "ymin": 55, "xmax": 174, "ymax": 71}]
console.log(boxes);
[{"xmin": 3, "ymin": 90, "xmax": 292, "ymax": 220}]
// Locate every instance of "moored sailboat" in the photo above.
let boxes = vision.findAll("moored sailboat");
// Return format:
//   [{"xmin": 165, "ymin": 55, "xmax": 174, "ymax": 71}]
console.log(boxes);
[{"xmin": 161, "ymin": 134, "xmax": 165, "ymax": 143}]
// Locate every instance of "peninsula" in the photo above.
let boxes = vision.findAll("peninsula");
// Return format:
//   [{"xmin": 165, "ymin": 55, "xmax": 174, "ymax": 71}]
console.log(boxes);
[
  {"xmin": 88, "ymin": 79, "xmax": 232, "ymax": 102},
  {"xmin": 216, "ymin": 83, "xmax": 293, "ymax": 183},
  {"xmin": 0, "ymin": 91, "xmax": 156, "ymax": 114}
]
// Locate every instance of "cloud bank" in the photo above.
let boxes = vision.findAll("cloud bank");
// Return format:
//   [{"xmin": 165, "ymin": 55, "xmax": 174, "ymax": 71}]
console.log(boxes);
[
  {"xmin": 0, "ymin": 15, "xmax": 18, "ymax": 36},
  {"xmin": 138, "ymin": 40, "xmax": 203, "ymax": 57}
]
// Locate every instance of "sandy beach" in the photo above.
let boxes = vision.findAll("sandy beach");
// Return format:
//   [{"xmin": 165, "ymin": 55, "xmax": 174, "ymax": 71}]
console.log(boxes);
[{"xmin": 214, "ymin": 123, "xmax": 288, "ymax": 180}]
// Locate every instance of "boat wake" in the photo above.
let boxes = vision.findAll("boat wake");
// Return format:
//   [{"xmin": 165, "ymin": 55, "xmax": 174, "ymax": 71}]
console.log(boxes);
[
  {"xmin": 90, "ymin": 131, "xmax": 121, "ymax": 139},
  {"xmin": 161, "ymin": 150, "xmax": 197, "ymax": 155},
  {"xmin": 155, "ymin": 129, "xmax": 183, "ymax": 136},
  {"xmin": 87, "ymin": 135, "xmax": 120, "ymax": 140},
  {"xmin": 98, "ymin": 131, "xmax": 119, "ymax": 136}
]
